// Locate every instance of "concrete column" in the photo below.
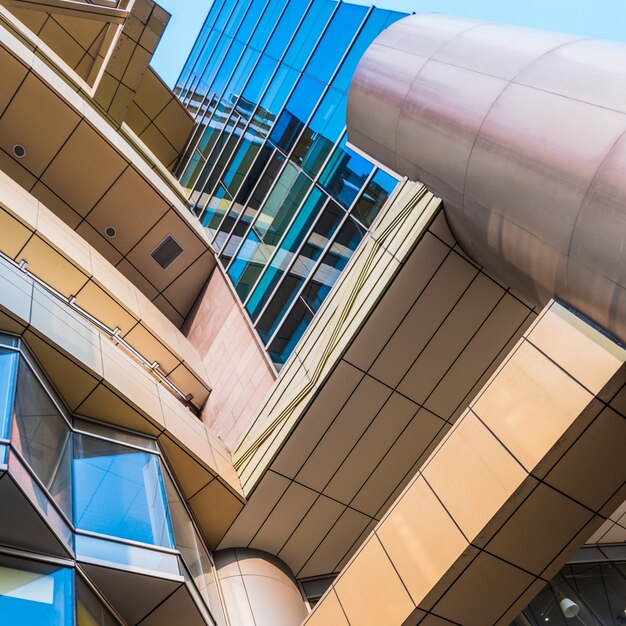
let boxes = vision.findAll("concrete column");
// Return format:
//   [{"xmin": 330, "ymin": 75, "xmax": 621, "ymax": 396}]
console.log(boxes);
[
  {"xmin": 215, "ymin": 548, "xmax": 308, "ymax": 626},
  {"xmin": 303, "ymin": 300, "xmax": 626, "ymax": 626}
]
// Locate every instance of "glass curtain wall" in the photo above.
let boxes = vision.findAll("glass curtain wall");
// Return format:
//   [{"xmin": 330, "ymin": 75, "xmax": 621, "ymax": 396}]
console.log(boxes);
[{"xmin": 175, "ymin": 0, "xmax": 405, "ymax": 367}]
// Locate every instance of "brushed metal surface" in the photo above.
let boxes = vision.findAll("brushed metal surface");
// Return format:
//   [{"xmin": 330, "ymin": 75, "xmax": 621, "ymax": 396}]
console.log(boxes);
[
  {"xmin": 214, "ymin": 548, "xmax": 307, "ymax": 626},
  {"xmin": 347, "ymin": 13, "xmax": 626, "ymax": 343}
]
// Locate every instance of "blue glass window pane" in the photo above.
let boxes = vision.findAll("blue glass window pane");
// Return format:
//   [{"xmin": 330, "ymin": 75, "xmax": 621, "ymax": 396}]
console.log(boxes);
[
  {"xmin": 265, "ymin": 0, "xmax": 308, "ymax": 61},
  {"xmin": 332, "ymin": 9, "xmax": 404, "ymax": 93},
  {"xmin": 236, "ymin": 0, "xmax": 269, "ymax": 44},
  {"xmin": 258, "ymin": 63, "xmax": 299, "ymax": 119},
  {"xmin": 12, "ymin": 359, "xmax": 72, "ymax": 518},
  {"xmin": 268, "ymin": 75, "xmax": 325, "ymax": 154},
  {"xmin": 246, "ymin": 188, "xmax": 325, "ymax": 319},
  {"xmin": 220, "ymin": 48, "xmax": 260, "ymax": 110},
  {"xmin": 0, "ymin": 348, "xmax": 18, "ymax": 440},
  {"xmin": 305, "ymin": 3, "xmax": 365, "ymax": 84},
  {"xmin": 73, "ymin": 435, "xmax": 174, "ymax": 548},
  {"xmin": 292, "ymin": 88, "xmax": 345, "ymax": 178},
  {"xmin": 319, "ymin": 135, "xmax": 373, "ymax": 209},
  {"xmin": 224, "ymin": 0, "xmax": 252, "ymax": 37},
  {"xmin": 267, "ymin": 298, "xmax": 313, "ymax": 366},
  {"xmin": 249, "ymin": 0, "xmax": 284, "ymax": 52},
  {"xmin": 0, "ymin": 555, "xmax": 72, "ymax": 626},
  {"xmin": 283, "ymin": 0, "xmax": 335, "ymax": 70},
  {"xmin": 208, "ymin": 40, "xmax": 245, "ymax": 103},
  {"xmin": 255, "ymin": 200, "xmax": 344, "ymax": 342},
  {"xmin": 192, "ymin": 36, "xmax": 230, "ymax": 105},
  {"xmin": 241, "ymin": 54, "xmax": 279, "ymax": 108},
  {"xmin": 201, "ymin": 183, "xmax": 232, "ymax": 237},
  {"xmin": 255, "ymin": 163, "xmax": 312, "ymax": 243},
  {"xmin": 180, "ymin": 150, "xmax": 205, "ymax": 192},
  {"xmin": 214, "ymin": 0, "xmax": 236, "ymax": 32},
  {"xmin": 242, "ymin": 150, "xmax": 285, "ymax": 214},
  {"xmin": 352, "ymin": 168, "xmax": 399, "ymax": 227},
  {"xmin": 228, "ymin": 229, "xmax": 262, "ymax": 286},
  {"xmin": 302, "ymin": 216, "xmax": 366, "ymax": 312},
  {"xmin": 231, "ymin": 165, "xmax": 313, "ymax": 300}
]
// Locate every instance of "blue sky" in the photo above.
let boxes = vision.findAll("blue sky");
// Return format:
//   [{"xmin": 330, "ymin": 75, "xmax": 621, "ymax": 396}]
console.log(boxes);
[
  {"xmin": 150, "ymin": 0, "xmax": 212, "ymax": 87},
  {"xmin": 150, "ymin": 0, "xmax": 626, "ymax": 88}
]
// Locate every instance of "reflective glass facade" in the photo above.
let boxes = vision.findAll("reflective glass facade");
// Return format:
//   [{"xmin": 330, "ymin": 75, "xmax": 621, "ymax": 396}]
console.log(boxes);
[{"xmin": 175, "ymin": 0, "xmax": 404, "ymax": 366}]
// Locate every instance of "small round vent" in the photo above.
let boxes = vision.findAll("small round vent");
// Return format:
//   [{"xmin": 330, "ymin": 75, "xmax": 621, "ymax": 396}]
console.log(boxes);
[
  {"xmin": 105, "ymin": 226, "xmax": 117, "ymax": 238},
  {"xmin": 12, "ymin": 144, "xmax": 26, "ymax": 159}
]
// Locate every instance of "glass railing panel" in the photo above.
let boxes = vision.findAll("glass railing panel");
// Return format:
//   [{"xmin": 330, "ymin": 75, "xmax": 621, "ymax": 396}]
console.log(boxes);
[
  {"xmin": 12, "ymin": 359, "xmax": 72, "ymax": 519},
  {"xmin": 7, "ymin": 450, "xmax": 73, "ymax": 551},
  {"xmin": 75, "ymin": 534, "xmax": 180, "ymax": 577},
  {"xmin": 76, "ymin": 575, "xmax": 119, "ymax": 626}
]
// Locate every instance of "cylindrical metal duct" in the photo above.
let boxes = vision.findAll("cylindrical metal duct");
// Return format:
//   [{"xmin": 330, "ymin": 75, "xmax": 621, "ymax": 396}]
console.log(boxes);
[
  {"xmin": 347, "ymin": 13, "xmax": 626, "ymax": 343},
  {"xmin": 214, "ymin": 548, "xmax": 307, "ymax": 626}
]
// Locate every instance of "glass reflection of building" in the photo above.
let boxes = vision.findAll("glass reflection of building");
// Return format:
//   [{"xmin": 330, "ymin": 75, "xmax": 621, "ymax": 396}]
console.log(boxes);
[
  {"xmin": 0, "ymin": 333, "xmax": 223, "ymax": 626},
  {"xmin": 174, "ymin": 0, "xmax": 405, "ymax": 367}
]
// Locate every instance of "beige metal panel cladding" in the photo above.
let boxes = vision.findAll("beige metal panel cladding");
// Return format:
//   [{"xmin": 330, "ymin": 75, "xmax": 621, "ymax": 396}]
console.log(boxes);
[
  {"xmin": 347, "ymin": 13, "xmax": 626, "ymax": 344},
  {"xmin": 304, "ymin": 301, "xmax": 626, "ymax": 626}
]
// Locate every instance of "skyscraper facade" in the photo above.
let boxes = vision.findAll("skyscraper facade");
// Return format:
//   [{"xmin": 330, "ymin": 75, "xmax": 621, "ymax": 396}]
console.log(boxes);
[
  {"xmin": 0, "ymin": 1, "xmax": 624, "ymax": 625},
  {"xmin": 173, "ymin": 0, "xmax": 404, "ymax": 366}
]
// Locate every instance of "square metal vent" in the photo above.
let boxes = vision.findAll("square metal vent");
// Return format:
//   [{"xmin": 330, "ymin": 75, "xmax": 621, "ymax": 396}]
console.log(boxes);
[{"xmin": 151, "ymin": 235, "xmax": 183, "ymax": 269}]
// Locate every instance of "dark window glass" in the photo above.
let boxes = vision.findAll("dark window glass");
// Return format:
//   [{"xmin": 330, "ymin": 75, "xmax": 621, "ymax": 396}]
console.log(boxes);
[
  {"xmin": 255, "ymin": 200, "xmax": 344, "ymax": 342},
  {"xmin": 12, "ymin": 359, "xmax": 72, "ymax": 517},
  {"xmin": 244, "ymin": 150, "xmax": 285, "ymax": 213},
  {"xmin": 230, "ymin": 164, "xmax": 313, "ymax": 300},
  {"xmin": 304, "ymin": 2, "xmax": 365, "ymax": 84},
  {"xmin": 268, "ymin": 75, "xmax": 325, "ymax": 154},
  {"xmin": 352, "ymin": 168, "xmax": 398, "ymax": 227},
  {"xmin": 267, "ymin": 298, "xmax": 313, "ymax": 366},
  {"xmin": 319, "ymin": 135, "xmax": 373, "ymax": 208},
  {"xmin": 247, "ymin": 188, "xmax": 326, "ymax": 319},
  {"xmin": 255, "ymin": 163, "xmax": 313, "ymax": 245},
  {"xmin": 301, "ymin": 216, "xmax": 366, "ymax": 312}
]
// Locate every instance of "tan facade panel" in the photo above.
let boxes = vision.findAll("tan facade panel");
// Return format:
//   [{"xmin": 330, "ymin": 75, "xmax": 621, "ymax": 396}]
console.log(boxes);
[{"xmin": 305, "ymin": 301, "xmax": 626, "ymax": 625}]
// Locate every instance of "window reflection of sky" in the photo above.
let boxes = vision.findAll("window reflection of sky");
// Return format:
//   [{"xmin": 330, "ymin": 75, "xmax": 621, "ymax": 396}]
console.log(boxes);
[{"xmin": 177, "ymin": 0, "xmax": 405, "ymax": 366}]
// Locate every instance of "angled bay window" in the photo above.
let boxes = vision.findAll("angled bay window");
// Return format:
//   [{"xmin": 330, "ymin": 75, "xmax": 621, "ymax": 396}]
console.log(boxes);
[
  {"xmin": 73, "ymin": 434, "xmax": 174, "ymax": 549},
  {"xmin": 0, "ymin": 554, "xmax": 73, "ymax": 626}
]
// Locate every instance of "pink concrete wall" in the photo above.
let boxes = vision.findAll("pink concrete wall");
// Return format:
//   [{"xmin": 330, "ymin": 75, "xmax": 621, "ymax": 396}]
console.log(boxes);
[{"xmin": 183, "ymin": 266, "xmax": 276, "ymax": 450}]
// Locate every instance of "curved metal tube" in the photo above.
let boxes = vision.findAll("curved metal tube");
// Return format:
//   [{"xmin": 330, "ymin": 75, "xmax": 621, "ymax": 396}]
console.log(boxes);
[{"xmin": 347, "ymin": 13, "xmax": 626, "ymax": 343}]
